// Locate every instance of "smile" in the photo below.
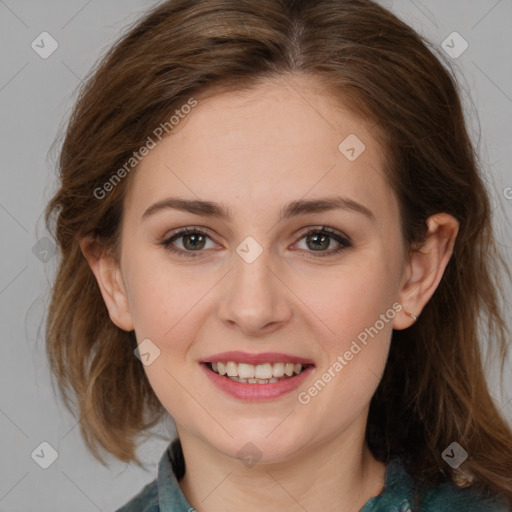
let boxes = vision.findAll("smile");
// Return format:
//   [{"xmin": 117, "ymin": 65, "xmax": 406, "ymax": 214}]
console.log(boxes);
[
  {"xmin": 207, "ymin": 361, "xmax": 309, "ymax": 383},
  {"xmin": 201, "ymin": 352, "xmax": 315, "ymax": 401}
]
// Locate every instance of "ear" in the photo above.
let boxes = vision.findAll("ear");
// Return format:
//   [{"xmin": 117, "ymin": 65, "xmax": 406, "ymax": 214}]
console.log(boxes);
[
  {"xmin": 393, "ymin": 213, "xmax": 459, "ymax": 330},
  {"xmin": 79, "ymin": 236, "xmax": 135, "ymax": 332}
]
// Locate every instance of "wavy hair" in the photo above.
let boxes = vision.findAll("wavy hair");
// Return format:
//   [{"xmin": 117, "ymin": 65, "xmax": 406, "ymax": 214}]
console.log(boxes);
[{"xmin": 45, "ymin": 0, "xmax": 512, "ymax": 506}]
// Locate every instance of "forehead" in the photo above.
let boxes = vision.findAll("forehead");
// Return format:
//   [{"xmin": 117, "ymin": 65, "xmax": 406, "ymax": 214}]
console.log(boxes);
[{"xmin": 125, "ymin": 75, "xmax": 398, "ymax": 225}]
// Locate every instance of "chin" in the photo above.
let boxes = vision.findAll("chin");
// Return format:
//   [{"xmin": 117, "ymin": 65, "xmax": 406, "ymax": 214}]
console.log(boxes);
[{"xmin": 209, "ymin": 428, "xmax": 307, "ymax": 467}]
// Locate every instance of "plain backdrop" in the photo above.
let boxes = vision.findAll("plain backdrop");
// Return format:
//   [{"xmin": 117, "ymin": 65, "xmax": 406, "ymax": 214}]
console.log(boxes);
[{"xmin": 1, "ymin": 0, "xmax": 511, "ymax": 510}]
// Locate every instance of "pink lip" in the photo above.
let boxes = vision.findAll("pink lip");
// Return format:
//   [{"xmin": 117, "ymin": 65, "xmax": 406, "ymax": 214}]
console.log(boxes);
[
  {"xmin": 201, "ymin": 363, "xmax": 314, "ymax": 401},
  {"xmin": 201, "ymin": 351, "xmax": 314, "ymax": 366},
  {"xmin": 201, "ymin": 352, "xmax": 314, "ymax": 402}
]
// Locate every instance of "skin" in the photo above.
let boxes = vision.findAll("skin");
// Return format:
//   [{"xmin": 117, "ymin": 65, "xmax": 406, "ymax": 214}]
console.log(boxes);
[{"xmin": 82, "ymin": 74, "xmax": 459, "ymax": 512}]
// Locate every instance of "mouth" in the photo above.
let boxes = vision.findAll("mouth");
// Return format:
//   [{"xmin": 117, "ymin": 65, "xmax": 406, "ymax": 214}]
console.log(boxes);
[
  {"xmin": 200, "ymin": 353, "xmax": 315, "ymax": 401},
  {"xmin": 204, "ymin": 361, "xmax": 313, "ymax": 384}
]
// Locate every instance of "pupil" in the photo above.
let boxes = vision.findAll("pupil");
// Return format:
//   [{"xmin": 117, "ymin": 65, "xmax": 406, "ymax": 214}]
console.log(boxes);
[
  {"xmin": 184, "ymin": 233, "xmax": 205, "ymax": 250},
  {"xmin": 308, "ymin": 233, "xmax": 329, "ymax": 251}
]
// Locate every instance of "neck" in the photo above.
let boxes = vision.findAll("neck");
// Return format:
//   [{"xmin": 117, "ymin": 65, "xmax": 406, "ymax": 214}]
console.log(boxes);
[{"xmin": 177, "ymin": 420, "xmax": 386, "ymax": 512}]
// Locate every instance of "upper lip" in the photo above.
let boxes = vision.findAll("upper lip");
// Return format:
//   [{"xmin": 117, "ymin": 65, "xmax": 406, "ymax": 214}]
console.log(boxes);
[{"xmin": 201, "ymin": 351, "xmax": 315, "ymax": 366}]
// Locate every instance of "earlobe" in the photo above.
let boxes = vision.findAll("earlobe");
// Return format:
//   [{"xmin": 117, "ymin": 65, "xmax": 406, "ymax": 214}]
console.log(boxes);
[
  {"xmin": 79, "ymin": 236, "xmax": 135, "ymax": 332},
  {"xmin": 393, "ymin": 213, "xmax": 459, "ymax": 330}
]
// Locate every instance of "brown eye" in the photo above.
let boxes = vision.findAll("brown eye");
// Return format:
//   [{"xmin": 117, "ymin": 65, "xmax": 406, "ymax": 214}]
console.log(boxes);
[
  {"xmin": 294, "ymin": 227, "xmax": 352, "ymax": 258},
  {"xmin": 160, "ymin": 225, "xmax": 352, "ymax": 259},
  {"xmin": 161, "ymin": 227, "xmax": 217, "ymax": 258},
  {"xmin": 181, "ymin": 232, "xmax": 207, "ymax": 250},
  {"xmin": 305, "ymin": 232, "xmax": 332, "ymax": 251}
]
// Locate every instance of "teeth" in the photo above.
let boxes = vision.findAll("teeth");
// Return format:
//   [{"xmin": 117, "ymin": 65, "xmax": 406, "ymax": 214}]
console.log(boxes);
[
  {"xmin": 217, "ymin": 362, "xmax": 227, "ymax": 376},
  {"xmin": 238, "ymin": 363, "xmax": 255, "ymax": 379},
  {"xmin": 209, "ymin": 360, "xmax": 306, "ymax": 381},
  {"xmin": 255, "ymin": 363, "xmax": 273, "ymax": 379},
  {"xmin": 226, "ymin": 361, "xmax": 238, "ymax": 377},
  {"xmin": 273, "ymin": 363, "xmax": 285, "ymax": 377}
]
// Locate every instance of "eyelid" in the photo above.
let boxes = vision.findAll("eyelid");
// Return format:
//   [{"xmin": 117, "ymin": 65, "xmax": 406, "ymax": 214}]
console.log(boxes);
[
  {"xmin": 291, "ymin": 225, "xmax": 352, "ymax": 258},
  {"xmin": 293, "ymin": 225, "xmax": 352, "ymax": 243},
  {"xmin": 165, "ymin": 225, "xmax": 213, "ymax": 237},
  {"xmin": 160, "ymin": 225, "xmax": 352, "ymax": 258},
  {"xmin": 161, "ymin": 226, "xmax": 220, "ymax": 255},
  {"xmin": 162, "ymin": 224, "xmax": 351, "ymax": 244}
]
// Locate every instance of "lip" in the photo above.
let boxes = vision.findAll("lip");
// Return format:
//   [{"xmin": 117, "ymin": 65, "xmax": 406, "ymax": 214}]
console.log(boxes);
[
  {"xmin": 201, "ymin": 351, "xmax": 315, "ymax": 366},
  {"xmin": 200, "ymin": 352, "xmax": 315, "ymax": 402}
]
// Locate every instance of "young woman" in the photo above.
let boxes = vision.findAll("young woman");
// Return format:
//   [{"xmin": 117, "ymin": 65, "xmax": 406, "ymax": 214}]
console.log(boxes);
[{"xmin": 45, "ymin": 0, "xmax": 512, "ymax": 510}]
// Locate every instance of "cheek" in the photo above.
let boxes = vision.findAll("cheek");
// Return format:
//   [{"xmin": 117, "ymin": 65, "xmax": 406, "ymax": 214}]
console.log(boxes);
[
  {"xmin": 298, "ymin": 272, "xmax": 395, "ymax": 418},
  {"xmin": 294, "ymin": 250, "xmax": 400, "ymax": 414},
  {"xmin": 124, "ymin": 249, "xmax": 205, "ymax": 340},
  {"xmin": 304, "ymin": 255, "xmax": 399, "ymax": 351}
]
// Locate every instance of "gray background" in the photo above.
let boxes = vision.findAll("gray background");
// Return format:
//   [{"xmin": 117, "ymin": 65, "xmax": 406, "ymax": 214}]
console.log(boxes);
[{"xmin": 1, "ymin": 0, "xmax": 511, "ymax": 510}]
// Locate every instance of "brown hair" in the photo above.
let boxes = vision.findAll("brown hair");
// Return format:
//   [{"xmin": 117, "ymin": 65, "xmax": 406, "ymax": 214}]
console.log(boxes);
[{"xmin": 45, "ymin": 0, "xmax": 512, "ymax": 506}]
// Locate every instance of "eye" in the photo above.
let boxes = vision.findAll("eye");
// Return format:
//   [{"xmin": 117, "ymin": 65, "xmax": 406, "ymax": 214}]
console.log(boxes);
[
  {"xmin": 161, "ymin": 227, "xmax": 217, "ymax": 258},
  {"xmin": 293, "ymin": 226, "xmax": 352, "ymax": 258},
  {"xmin": 160, "ymin": 225, "xmax": 352, "ymax": 259}
]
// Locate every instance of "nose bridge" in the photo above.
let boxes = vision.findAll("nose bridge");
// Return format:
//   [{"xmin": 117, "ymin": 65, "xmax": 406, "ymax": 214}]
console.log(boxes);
[
  {"xmin": 231, "ymin": 237, "xmax": 276, "ymax": 302},
  {"xmin": 218, "ymin": 235, "xmax": 291, "ymax": 333}
]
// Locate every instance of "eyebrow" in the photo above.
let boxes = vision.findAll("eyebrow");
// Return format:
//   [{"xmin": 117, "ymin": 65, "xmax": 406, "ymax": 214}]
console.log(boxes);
[{"xmin": 141, "ymin": 195, "xmax": 375, "ymax": 222}]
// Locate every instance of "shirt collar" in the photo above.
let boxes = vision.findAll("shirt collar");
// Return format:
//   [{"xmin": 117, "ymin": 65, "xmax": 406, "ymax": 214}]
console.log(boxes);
[
  {"xmin": 157, "ymin": 444, "xmax": 194, "ymax": 511},
  {"xmin": 359, "ymin": 459, "xmax": 415, "ymax": 512},
  {"xmin": 156, "ymin": 442, "xmax": 415, "ymax": 512}
]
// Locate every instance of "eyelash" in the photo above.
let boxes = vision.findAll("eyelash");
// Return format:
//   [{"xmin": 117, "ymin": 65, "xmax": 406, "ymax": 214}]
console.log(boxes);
[{"xmin": 160, "ymin": 225, "xmax": 353, "ymax": 259}]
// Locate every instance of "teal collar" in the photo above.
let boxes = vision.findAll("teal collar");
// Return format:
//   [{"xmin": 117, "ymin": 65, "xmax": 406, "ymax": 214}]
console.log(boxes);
[
  {"xmin": 359, "ymin": 459, "xmax": 415, "ymax": 512},
  {"xmin": 116, "ymin": 442, "xmax": 508, "ymax": 511},
  {"xmin": 157, "ymin": 444, "xmax": 415, "ymax": 512}
]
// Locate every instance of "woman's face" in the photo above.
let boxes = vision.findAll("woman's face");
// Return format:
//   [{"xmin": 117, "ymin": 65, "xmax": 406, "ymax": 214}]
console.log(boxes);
[{"xmin": 115, "ymin": 75, "xmax": 411, "ymax": 463}]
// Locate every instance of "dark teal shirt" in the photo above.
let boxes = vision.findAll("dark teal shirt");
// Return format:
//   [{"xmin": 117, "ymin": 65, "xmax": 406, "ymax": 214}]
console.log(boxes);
[{"xmin": 115, "ymin": 442, "xmax": 509, "ymax": 511}]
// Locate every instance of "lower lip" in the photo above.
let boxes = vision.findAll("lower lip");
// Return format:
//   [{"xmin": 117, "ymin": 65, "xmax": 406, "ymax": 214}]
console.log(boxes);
[{"xmin": 201, "ymin": 363, "xmax": 314, "ymax": 401}]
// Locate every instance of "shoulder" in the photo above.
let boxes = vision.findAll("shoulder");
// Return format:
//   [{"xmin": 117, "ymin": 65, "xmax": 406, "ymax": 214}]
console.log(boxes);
[
  {"xmin": 366, "ymin": 458, "xmax": 510, "ymax": 512},
  {"xmin": 115, "ymin": 439, "xmax": 194, "ymax": 512},
  {"xmin": 114, "ymin": 480, "xmax": 160, "ymax": 512},
  {"xmin": 420, "ymin": 480, "xmax": 510, "ymax": 512}
]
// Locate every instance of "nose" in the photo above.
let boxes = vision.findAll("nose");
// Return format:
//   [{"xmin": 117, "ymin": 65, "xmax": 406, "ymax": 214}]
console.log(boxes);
[{"xmin": 217, "ymin": 245, "xmax": 293, "ymax": 337}]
